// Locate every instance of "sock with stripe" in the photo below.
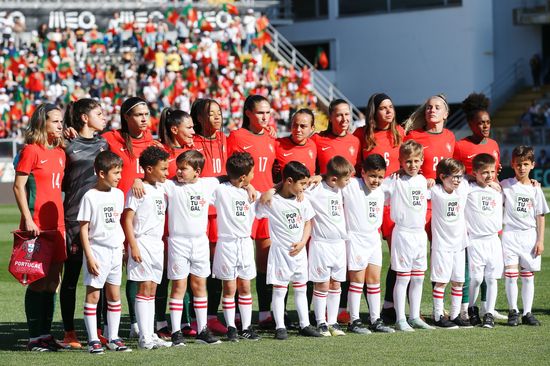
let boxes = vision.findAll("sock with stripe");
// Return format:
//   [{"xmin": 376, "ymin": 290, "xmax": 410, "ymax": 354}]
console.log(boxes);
[
  {"xmin": 194, "ymin": 297, "xmax": 208, "ymax": 332},
  {"xmin": 484, "ymin": 278, "xmax": 498, "ymax": 315},
  {"xmin": 135, "ymin": 294, "xmax": 149, "ymax": 340},
  {"xmin": 222, "ymin": 297, "xmax": 236, "ymax": 328},
  {"xmin": 450, "ymin": 286, "xmax": 463, "ymax": 319},
  {"xmin": 83, "ymin": 302, "xmax": 99, "ymax": 342},
  {"xmin": 327, "ymin": 288, "xmax": 342, "ymax": 325},
  {"xmin": 272, "ymin": 285, "xmax": 287, "ymax": 329},
  {"xmin": 293, "ymin": 283, "xmax": 310, "ymax": 328},
  {"xmin": 25, "ymin": 289, "xmax": 43, "ymax": 338},
  {"xmin": 107, "ymin": 300, "xmax": 122, "ymax": 341},
  {"xmin": 169, "ymin": 298, "xmax": 184, "ymax": 334},
  {"xmin": 347, "ymin": 282, "xmax": 363, "ymax": 322},
  {"xmin": 408, "ymin": 271, "xmax": 425, "ymax": 320},
  {"xmin": 366, "ymin": 283, "xmax": 381, "ymax": 323},
  {"xmin": 432, "ymin": 285, "xmax": 445, "ymax": 320},
  {"xmin": 394, "ymin": 272, "xmax": 410, "ymax": 322},
  {"xmin": 520, "ymin": 272, "xmax": 535, "ymax": 315},
  {"xmin": 238, "ymin": 295, "xmax": 253, "ymax": 330},
  {"xmin": 505, "ymin": 270, "xmax": 519, "ymax": 311},
  {"xmin": 313, "ymin": 290, "xmax": 328, "ymax": 325}
]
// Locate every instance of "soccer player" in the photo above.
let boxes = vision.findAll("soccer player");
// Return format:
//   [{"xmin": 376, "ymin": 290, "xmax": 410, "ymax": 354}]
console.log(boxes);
[
  {"xmin": 501, "ymin": 146, "xmax": 548, "ymax": 326},
  {"xmin": 78, "ymin": 151, "xmax": 130, "ymax": 353}
]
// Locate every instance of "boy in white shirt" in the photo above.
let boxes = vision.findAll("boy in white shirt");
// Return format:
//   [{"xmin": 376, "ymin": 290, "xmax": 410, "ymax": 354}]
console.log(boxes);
[
  {"xmin": 466, "ymin": 153, "xmax": 503, "ymax": 329},
  {"xmin": 78, "ymin": 151, "xmax": 130, "ymax": 354},
  {"xmin": 307, "ymin": 156, "xmax": 353, "ymax": 337},
  {"xmin": 123, "ymin": 146, "xmax": 171, "ymax": 349},
  {"xmin": 501, "ymin": 146, "xmax": 549, "ymax": 326},
  {"xmin": 342, "ymin": 154, "xmax": 394, "ymax": 334}
]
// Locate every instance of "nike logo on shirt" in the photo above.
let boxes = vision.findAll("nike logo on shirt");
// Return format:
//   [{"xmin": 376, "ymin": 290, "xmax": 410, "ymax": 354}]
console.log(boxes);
[
  {"xmin": 40, "ymin": 160, "xmax": 48, "ymax": 164},
  {"xmin": 321, "ymin": 146, "xmax": 331, "ymax": 151},
  {"xmin": 283, "ymin": 153, "xmax": 293, "ymax": 157},
  {"xmin": 243, "ymin": 146, "xmax": 252, "ymax": 150},
  {"xmin": 467, "ymin": 154, "xmax": 477, "ymax": 159},
  {"xmin": 120, "ymin": 147, "xmax": 127, "ymax": 152},
  {"xmin": 73, "ymin": 150, "xmax": 82, "ymax": 154}
]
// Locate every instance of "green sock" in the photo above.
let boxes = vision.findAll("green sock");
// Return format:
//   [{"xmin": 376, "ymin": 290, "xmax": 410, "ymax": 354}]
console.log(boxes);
[
  {"xmin": 126, "ymin": 279, "xmax": 138, "ymax": 324},
  {"xmin": 25, "ymin": 289, "xmax": 43, "ymax": 338},
  {"xmin": 462, "ymin": 256, "xmax": 470, "ymax": 304},
  {"xmin": 183, "ymin": 291, "xmax": 192, "ymax": 324},
  {"xmin": 42, "ymin": 292, "xmax": 56, "ymax": 335},
  {"xmin": 480, "ymin": 280, "xmax": 487, "ymax": 302},
  {"xmin": 155, "ymin": 273, "xmax": 169, "ymax": 323}
]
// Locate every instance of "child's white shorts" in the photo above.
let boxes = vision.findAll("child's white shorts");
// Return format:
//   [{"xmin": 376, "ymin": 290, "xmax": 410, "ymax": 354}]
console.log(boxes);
[
  {"xmin": 502, "ymin": 228, "xmax": 541, "ymax": 272},
  {"xmin": 467, "ymin": 234, "xmax": 503, "ymax": 280},
  {"xmin": 83, "ymin": 245, "xmax": 123, "ymax": 288},
  {"xmin": 127, "ymin": 236, "xmax": 164, "ymax": 284},
  {"xmin": 390, "ymin": 226, "xmax": 427, "ymax": 272},
  {"xmin": 308, "ymin": 238, "xmax": 346, "ymax": 283},
  {"xmin": 266, "ymin": 243, "xmax": 308, "ymax": 286},
  {"xmin": 430, "ymin": 247, "xmax": 466, "ymax": 283},
  {"xmin": 212, "ymin": 237, "xmax": 257, "ymax": 281},
  {"xmin": 167, "ymin": 235, "xmax": 210, "ymax": 280},
  {"xmin": 346, "ymin": 231, "xmax": 383, "ymax": 271}
]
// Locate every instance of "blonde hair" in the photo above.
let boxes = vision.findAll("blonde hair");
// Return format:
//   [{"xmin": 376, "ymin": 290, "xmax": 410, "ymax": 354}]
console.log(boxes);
[
  {"xmin": 404, "ymin": 94, "xmax": 449, "ymax": 133},
  {"xmin": 399, "ymin": 139, "xmax": 423, "ymax": 160},
  {"xmin": 25, "ymin": 103, "xmax": 64, "ymax": 148}
]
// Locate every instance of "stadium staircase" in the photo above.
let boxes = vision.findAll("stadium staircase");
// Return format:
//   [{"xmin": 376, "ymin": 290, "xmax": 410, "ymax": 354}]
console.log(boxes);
[{"xmin": 491, "ymin": 86, "xmax": 550, "ymax": 127}]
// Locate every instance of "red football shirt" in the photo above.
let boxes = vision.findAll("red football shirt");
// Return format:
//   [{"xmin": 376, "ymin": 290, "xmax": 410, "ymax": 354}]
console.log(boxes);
[
  {"xmin": 354, "ymin": 125, "xmax": 404, "ymax": 176},
  {"xmin": 275, "ymin": 136, "xmax": 317, "ymax": 177},
  {"xmin": 405, "ymin": 128, "xmax": 455, "ymax": 180},
  {"xmin": 311, "ymin": 132, "xmax": 360, "ymax": 175},
  {"xmin": 193, "ymin": 131, "xmax": 228, "ymax": 177},
  {"xmin": 453, "ymin": 137, "xmax": 501, "ymax": 175},
  {"xmin": 163, "ymin": 144, "xmax": 193, "ymax": 179},
  {"xmin": 16, "ymin": 144, "xmax": 66, "ymax": 230}
]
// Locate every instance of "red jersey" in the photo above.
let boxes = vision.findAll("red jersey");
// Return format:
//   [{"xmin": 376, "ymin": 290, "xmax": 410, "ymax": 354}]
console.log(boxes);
[
  {"xmin": 354, "ymin": 125, "xmax": 404, "ymax": 176},
  {"xmin": 405, "ymin": 128, "xmax": 455, "ymax": 180},
  {"xmin": 193, "ymin": 131, "xmax": 228, "ymax": 177},
  {"xmin": 453, "ymin": 136, "xmax": 500, "ymax": 175},
  {"xmin": 275, "ymin": 136, "xmax": 317, "ymax": 176},
  {"xmin": 311, "ymin": 132, "xmax": 360, "ymax": 175},
  {"xmin": 16, "ymin": 144, "xmax": 66, "ymax": 230},
  {"xmin": 102, "ymin": 129, "xmax": 155, "ymax": 197},
  {"xmin": 227, "ymin": 128, "xmax": 276, "ymax": 191},
  {"xmin": 163, "ymin": 144, "xmax": 193, "ymax": 179}
]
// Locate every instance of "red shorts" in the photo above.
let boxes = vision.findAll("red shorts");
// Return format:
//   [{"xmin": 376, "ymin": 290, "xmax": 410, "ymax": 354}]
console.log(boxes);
[
  {"xmin": 207, "ymin": 213, "xmax": 218, "ymax": 243},
  {"xmin": 425, "ymin": 202, "xmax": 432, "ymax": 242},
  {"xmin": 49, "ymin": 229, "xmax": 67, "ymax": 263},
  {"xmin": 251, "ymin": 217, "xmax": 270, "ymax": 240},
  {"xmin": 381, "ymin": 205, "xmax": 395, "ymax": 242}
]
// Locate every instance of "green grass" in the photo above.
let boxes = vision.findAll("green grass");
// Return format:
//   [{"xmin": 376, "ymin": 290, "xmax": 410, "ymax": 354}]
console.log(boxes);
[{"xmin": 1, "ymin": 196, "xmax": 550, "ymax": 365}]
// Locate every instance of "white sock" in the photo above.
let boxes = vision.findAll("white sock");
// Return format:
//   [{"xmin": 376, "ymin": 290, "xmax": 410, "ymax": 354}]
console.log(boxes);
[
  {"xmin": 521, "ymin": 272, "xmax": 535, "ymax": 315},
  {"xmin": 293, "ymin": 283, "xmax": 310, "ymax": 328},
  {"xmin": 107, "ymin": 300, "xmax": 122, "ymax": 341},
  {"xmin": 83, "ymin": 302, "xmax": 98, "ymax": 342},
  {"xmin": 366, "ymin": 283, "xmax": 381, "ymax": 323},
  {"xmin": 432, "ymin": 285, "xmax": 445, "ymax": 320},
  {"xmin": 135, "ymin": 295, "xmax": 149, "ymax": 340},
  {"xmin": 313, "ymin": 289, "xmax": 328, "ymax": 325},
  {"xmin": 272, "ymin": 285, "xmax": 287, "ymax": 329},
  {"xmin": 450, "ymin": 286, "xmax": 463, "ymax": 320},
  {"xmin": 238, "ymin": 295, "xmax": 253, "ymax": 330},
  {"xmin": 222, "ymin": 297, "xmax": 236, "ymax": 328},
  {"xmin": 327, "ymin": 289, "xmax": 342, "ymax": 325},
  {"xmin": 147, "ymin": 297, "xmax": 155, "ymax": 340},
  {"xmin": 348, "ymin": 282, "xmax": 363, "ymax": 322},
  {"xmin": 169, "ymin": 298, "xmax": 184, "ymax": 334},
  {"xmin": 408, "ymin": 271, "xmax": 424, "ymax": 320},
  {"xmin": 484, "ymin": 278, "xmax": 498, "ymax": 315},
  {"xmin": 460, "ymin": 302, "xmax": 468, "ymax": 314},
  {"xmin": 394, "ymin": 273, "xmax": 410, "ymax": 322},
  {"xmin": 194, "ymin": 297, "xmax": 208, "ymax": 333},
  {"xmin": 469, "ymin": 276, "xmax": 483, "ymax": 308},
  {"xmin": 505, "ymin": 270, "xmax": 519, "ymax": 311}
]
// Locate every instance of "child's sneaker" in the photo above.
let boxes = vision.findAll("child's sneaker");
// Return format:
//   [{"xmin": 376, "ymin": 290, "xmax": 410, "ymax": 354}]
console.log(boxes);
[
  {"xmin": 182, "ymin": 325, "xmax": 197, "ymax": 337},
  {"xmin": 369, "ymin": 318, "xmax": 395, "ymax": 333},
  {"xmin": 299, "ymin": 325, "xmax": 322, "ymax": 337},
  {"xmin": 207, "ymin": 318, "xmax": 228, "ymax": 336},
  {"xmin": 493, "ymin": 310, "xmax": 508, "ymax": 320},
  {"xmin": 106, "ymin": 338, "xmax": 131, "ymax": 352},
  {"xmin": 434, "ymin": 315, "xmax": 459, "ymax": 329},
  {"xmin": 196, "ymin": 327, "xmax": 222, "ymax": 345},
  {"xmin": 171, "ymin": 330, "xmax": 186, "ymax": 347},
  {"xmin": 317, "ymin": 323, "xmax": 331, "ymax": 337},
  {"xmin": 451, "ymin": 315, "xmax": 473, "ymax": 328},
  {"xmin": 138, "ymin": 337, "xmax": 158, "ymax": 350},
  {"xmin": 347, "ymin": 319, "xmax": 371, "ymax": 334},
  {"xmin": 240, "ymin": 326, "xmax": 261, "ymax": 341},
  {"xmin": 468, "ymin": 306, "xmax": 481, "ymax": 326},
  {"xmin": 482, "ymin": 313, "xmax": 495, "ymax": 329},
  {"xmin": 88, "ymin": 340, "xmax": 104, "ymax": 354},
  {"xmin": 27, "ymin": 339, "xmax": 52, "ymax": 352},
  {"xmin": 152, "ymin": 333, "xmax": 172, "ymax": 347},
  {"xmin": 395, "ymin": 319, "xmax": 414, "ymax": 332},
  {"xmin": 507, "ymin": 310, "xmax": 520, "ymax": 326},
  {"xmin": 380, "ymin": 307, "xmax": 396, "ymax": 325},
  {"xmin": 226, "ymin": 326, "xmax": 239, "ymax": 342},
  {"xmin": 522, "ymin": 312, "xmax": 541, "ymax": 326},
  {"xmin": 63, "ymin": 330, "xmax": 83, "ymax": 350},
  {"xmin": 156, "ymin": 326, "xmax": 172, "ymax": 341},
  {"xmin": 328, "ymin": 323, "xmax": 346, "ymax": 336},
  {"xmin": 409, "ymin": 318, "xmax": 435, "ymax": 330},
  {"xmin": 274, "ymin": 328, "xmax": 288, "ymax": 340}
]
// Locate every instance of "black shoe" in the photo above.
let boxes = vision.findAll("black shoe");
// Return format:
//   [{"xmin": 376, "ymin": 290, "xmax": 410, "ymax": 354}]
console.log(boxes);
[
  {"xmin": 226, "ymin": 326, "xmax": 239, "ymax": 342},
  {"xmin": 240, "ymin": 326, "xmax": 260, "ymax": 341},
  {"xmin": 451, "ymin": 315, "xmax": 472, "ymax": 328},
  {"xmin": 468, "ymin": 306, "xmax": 481, "ymax": 326},
  {"xmin": 41, "ymin": 335, "xmax": 64, "ymax": 351},
  {"xmin": 347, "ymin": 319, "xmax": 371, "ymax": 334},
  {"xmin": 171, "ymin": 330, "xmax": 186, "ymax": 347},
  {"xmin": 507, "ymin": 310, "xmax": 520, "ymax": 327},
  {"xmin": 369, "ymin": 318, "xmax": 395, "ymax": 333},
  {"xmin": 27, "ymin": 339, "xmax": 52, "ymax": 352},
  {"xmin": 299, "ymin": 324, "xmax": 322, "ymax": 337},
  {"xmin": 434, "ymin": 315, "xmax": 459, "ymax": 329},
  {"xmin": 522, "ymin": 312, "xmax": 541, "ymax": 326},
  {"xmin": 196, "ymin": 327, "xmax": 221, "ymax": 345},
  {"xmin": 274, "ymin": 328, "xmax": 288, "ymax": 340},
  {"xmin": 482, "ymin": 313, "xmax": 495, "ymax": 329},
  {"xmin": 381, "ymin": 307, "xmax": 396, "ymax": 325}
]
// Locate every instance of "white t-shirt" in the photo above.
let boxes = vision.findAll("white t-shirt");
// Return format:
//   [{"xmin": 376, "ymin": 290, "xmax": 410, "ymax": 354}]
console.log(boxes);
[
  {"xmin": 501, "ymin": 177, "xmax": 549, "ymax": 231},
  {"xmin": 465, "ymin": 182, "xmax": 503, "ymax": 238},
  {"xmin": 213, "ymin": 182, "xmax": 256, "ymax": 240},
  {"xmin": 305, "ymin": 181, "xmax": 347, "ymax": 240},
  {"xmin": 125, "ymin": 182, "xmax": 166, "ymax": 240},
  {"xmin": 256, "ymin": 194, "xmax": 315, "ymax": 251},
  {"xmin": 164, "ymin": 177, "xmax": 219, "ymax": 238},
  {"xmin": 77, "ymin": 188, "xmax": 125, "ymax": 248},
  {"xmin": 342, "ymin": 177, "xmax": 384, "ymax": 234},
  {"xmin": 383, "ymin": 174, "xmax": 428, "ymax": 230},
  {"xmin": 430, "ymin": 181, "xmax": 469, "ymax": 251}
]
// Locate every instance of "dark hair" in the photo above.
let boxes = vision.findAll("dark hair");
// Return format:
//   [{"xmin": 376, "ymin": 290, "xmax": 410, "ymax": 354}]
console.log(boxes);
[
  {"xmin": 226, "ymin": 152, "xmax": 254, "ymax": 180},
  {"xmin": 363, "ymin": 93, "xmax": 402, "ymax": 151},
  {"xmin": 94, "ymin": 150, "xmax": 123, "ymax": 174},
  {"xmin": 436, "ymin": 158, "xmax": 465, "ymax": 184},
  {"xmin": 472, "ymin": 153, "xmax": 496, "ymax": 172},
  {"xmin": 176, "ymin": 149, "xmax": 205, "ymax": 171},
  {"xmin": 120, "ymin": 96, "xmax": 148, "ymax": 158},
  {"xmin": 326, "ymin": 155, "xmax": 354, "ymax": 178},
  {"xmin": 242, "ymin": 94, "xmax": 269, "ymax": 130},
  {"xmin": 326, "ymin": 99, "xmax": 350, "ymax": 134},
  {"xmin": 461, "ymin": 92, "xmax": 490, "ymax": 123},
  {"xmin": 190, "ymin": 98, "xmax": 223, "ymax": 136},
  {"xmin": 512, "ymin": 145, "xmax": 535, "ymax": 163},
  {"xmin": 291, "ymin": 108, "xmax": 315, "ymax": 127},
  {"xmin": 158, "ymin": 107, "xmax": 192, "ymax": 148},
  {"xmin": 282, "ymin": 161, "xmax": 311, "ymax": 181},
  {"xmin": 139, "ymin": 146, "xmax": 169, "ymax": 169},
  {"xmin": 63, "ymin": 98, "xmax": 101, "ymax": 132},
  {"xmin": 362, "ymin": 153, "xmax": 387, "ymax": 172}
]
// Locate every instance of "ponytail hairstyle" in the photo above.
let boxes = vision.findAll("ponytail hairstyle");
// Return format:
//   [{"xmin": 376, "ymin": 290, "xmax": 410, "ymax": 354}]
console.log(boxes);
[
  {"xmin": 25, "ymin": 103, "xmax": 64, "ymax": 148},
  {"xmin": 404, "ymin": 94, "xmax": 449, "ymax": 133},
  {"xmin": 364, "ymin": 93, "xmax": 402, "ymax": 151},
  {"xmin": 242, "ymin": 94, "xmax": 269, "ymax": 130},
  {"xmin": 158, "ymin": 107, "xmax": 192, "ymax": 150},
  {"xmin": 63, "ymin": 98, "xmax": 101, "ymax": 132},
  {"xmin": 120, "ymin": 96, "xmax": 148, "ymax": 158}
]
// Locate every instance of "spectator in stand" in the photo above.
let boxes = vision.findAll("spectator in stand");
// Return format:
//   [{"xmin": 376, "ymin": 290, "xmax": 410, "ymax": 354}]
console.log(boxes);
[{"xmin": 242, "ymin": 9, "xmax": 256, "ymax": 54}]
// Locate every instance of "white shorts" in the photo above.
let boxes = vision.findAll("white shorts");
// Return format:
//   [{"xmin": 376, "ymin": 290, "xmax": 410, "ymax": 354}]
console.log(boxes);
[
  {"xmin": 346, "ymin": 231, "xmax": 383, "ymax": 271},
  {"xmin": 430, "ymin": 248, "xmax": 466, "ymax": 283},
  {"xmin": 502, "ymin": 229, "xmax": 541, "ymax": 272},
  {"xmin": 167, "ymin": 235, "xmax": 210, "ymax": 280},
  {"xmin": 390, "ymin": 227, "xmax": 427, "ymax": 272},
  {"xmin": 308, "ymin": 238, "xmax": 346, "ymax": 283},
  {"xmin": 212, "ymin": 237, "xmax": 257, "ymax": 281},
  {"xmin": 467, "ymin": 234, "xmax": 503, "ymax": 280},
  {"xmin": 83, "ymin": 245, "xmax": 123, "ymax": 288},
  {"xmin": 127, "ymin": 236, "xmax": 165, "ymax": 284},
  {"xmin": 266, "ymin": 243, "xmax": 308, "ymax": 287}
]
